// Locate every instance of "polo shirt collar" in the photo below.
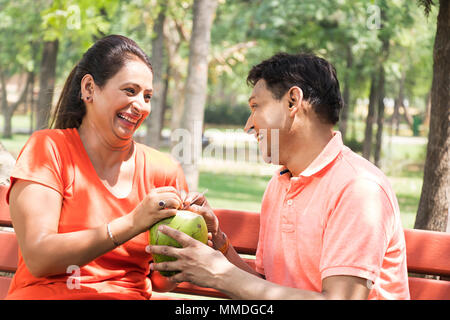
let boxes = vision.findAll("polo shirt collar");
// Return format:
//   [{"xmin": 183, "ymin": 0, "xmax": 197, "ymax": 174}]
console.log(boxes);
[{"xmin": 278, "ymin": 131, "xmax": 344, "ymax": 178}]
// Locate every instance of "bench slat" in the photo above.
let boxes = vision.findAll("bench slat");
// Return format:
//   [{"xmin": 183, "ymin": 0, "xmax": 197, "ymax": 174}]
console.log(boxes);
[
  {"xmin": 404, "ymin": 228, "xmax": 450, "ymax": 276},
  {"xmin": 0, "ymin": 231, "xmax": 18, "ymax": 272},
  {"xmin": 1, "ymin": 184, "xmax": 450, "ymax": 300},
  {"xmin": 213, "ymin": 209, "xmax": 259, "ymax": 255},
  {"xmin": 0, "ymin": 276, "xmax": 12, "ymax": 300},
  {"xmin": 409, "ymin": 277, "xmax": 450, "ymax": 300},
  {"xmin": 174, "ymin": 283, "xmax": 228, "ymax": 299},
  {"xmin": 0, "ymin": 185, "xmax": 12, "ymax": 227}
]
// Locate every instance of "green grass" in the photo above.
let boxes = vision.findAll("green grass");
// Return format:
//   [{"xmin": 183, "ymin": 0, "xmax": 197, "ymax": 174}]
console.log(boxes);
[
  {"xmin": 199, "ymin": 171, "xmax": 421, "ymax": 229},
  {"xmin": 0, "ymin": 133, "xmax": 29, "ymax": 158},
  {"xmin": 199, "ymin": 172, "xmax": 270, "ymax": 212},
  {"xmin": 388, "ymin": 176, "xmax": 423, "ymax": 229}
]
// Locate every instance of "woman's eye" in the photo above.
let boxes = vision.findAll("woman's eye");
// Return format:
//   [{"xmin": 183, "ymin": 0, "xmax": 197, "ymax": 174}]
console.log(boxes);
[
  {"xmin": 125, "ymin": 88, "xmax": 135, "ymax": 94},
  {"xmin": 145, "ymin": 94, "xmax": 152, "ymax": 101}
]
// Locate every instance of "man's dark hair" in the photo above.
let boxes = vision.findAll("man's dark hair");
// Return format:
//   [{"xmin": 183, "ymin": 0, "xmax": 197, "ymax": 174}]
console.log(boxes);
[{"xmin": 247, "ymin": 52, "xmax": 343, "ymax": 124}]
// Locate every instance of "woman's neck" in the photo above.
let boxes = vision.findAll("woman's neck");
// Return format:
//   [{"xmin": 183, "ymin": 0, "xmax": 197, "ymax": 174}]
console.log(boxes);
[{"xmin": 77, "ymin": 122, "xmax": 134, "ymax": 171}]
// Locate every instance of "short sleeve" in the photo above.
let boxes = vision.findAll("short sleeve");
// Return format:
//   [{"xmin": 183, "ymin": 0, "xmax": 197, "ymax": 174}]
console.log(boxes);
[
  {"xmin": 255, "ymin": 176, "xmax": 278, "ymax": 276},
  {"xmin": 8, "ymin": 130, "xmax": 66, "ymax": 202},
  {"xmin": 320, "ymin": 178, "xmax": 395, "ymax": 283}
]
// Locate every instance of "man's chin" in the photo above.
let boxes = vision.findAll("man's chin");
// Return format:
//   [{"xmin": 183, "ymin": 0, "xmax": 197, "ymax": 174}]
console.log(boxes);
[{"xmin": 261, "ymin": 153, "xmax": 281, "ymax": 165}]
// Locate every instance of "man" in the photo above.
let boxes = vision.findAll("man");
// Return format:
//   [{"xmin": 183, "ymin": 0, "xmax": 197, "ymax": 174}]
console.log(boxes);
[{"xmin": 149, "ymin": 53, "xmax": 410, "ymax": 300}]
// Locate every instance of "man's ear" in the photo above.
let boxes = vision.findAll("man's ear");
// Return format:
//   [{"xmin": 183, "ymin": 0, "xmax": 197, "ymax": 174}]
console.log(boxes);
[
  {"xmin": 287, "ymin": 86, "xmax": 303, "ymax": 117},
  {"xmin": 80, "ymin": 74, "xmax": 95, "ymax": 102}
]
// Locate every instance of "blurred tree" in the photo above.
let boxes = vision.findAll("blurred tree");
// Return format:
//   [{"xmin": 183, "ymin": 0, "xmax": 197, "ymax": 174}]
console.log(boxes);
[
  {"xmin": 178, "ymin": 0, "xmax": 219, "ymax": 191},
  {"xmin": 0, "ymin": 0, "xmax": 42, "ymax": 137},
  {"xmin": 166, "ymin": 0, "xmax": 193, "ymax": 138},
  {"xmin": 415, "ymin": 0, "xmax": 449, "ymax": 232},
  {"xmin": 35, "ymin": 39, "xmax": 59, "ymax": 130},
  {"xmin": 146, "ymin": 1, "xmax": 168, "ymax": 149},
  {"xmin": 35, "ymin": 0, "xmax": 114, "ymax": 130}
]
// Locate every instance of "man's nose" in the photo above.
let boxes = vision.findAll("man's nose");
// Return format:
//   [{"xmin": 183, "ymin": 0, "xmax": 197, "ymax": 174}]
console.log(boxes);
[{"xmin": 244, "ymin": 116, "xmax": 255, "ymax": 134}]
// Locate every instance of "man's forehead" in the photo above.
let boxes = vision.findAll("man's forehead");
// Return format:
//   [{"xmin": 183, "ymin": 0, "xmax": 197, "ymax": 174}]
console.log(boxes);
[{"xmin": 248, "ymin": 79, "xmax": 268, "ymax": 102}]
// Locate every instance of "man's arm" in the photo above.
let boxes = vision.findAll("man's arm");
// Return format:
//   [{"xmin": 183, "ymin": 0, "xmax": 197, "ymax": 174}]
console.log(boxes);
[
  {"xmin": 217, "ymin": 266, "xmax": 370, "ymax": 300},
  {"xmin": 149, "ymin": 225, "xmax": 370, "ymax": 299}
]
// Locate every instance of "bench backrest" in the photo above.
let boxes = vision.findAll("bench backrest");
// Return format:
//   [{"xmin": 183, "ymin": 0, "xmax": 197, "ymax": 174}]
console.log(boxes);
[{"xmin": 1, "ymin": 184, "xmax": 449, "ymax": 300}]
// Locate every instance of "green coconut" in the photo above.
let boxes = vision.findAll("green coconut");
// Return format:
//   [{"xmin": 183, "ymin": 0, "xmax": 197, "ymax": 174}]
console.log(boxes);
[{"xmin": 149, "ymin": 210, "xmax": 208, "ymax": 276}]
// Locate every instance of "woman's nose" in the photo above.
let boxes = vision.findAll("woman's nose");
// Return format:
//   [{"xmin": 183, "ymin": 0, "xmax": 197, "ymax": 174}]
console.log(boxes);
[{"xmin": 132, "ymin": 97, "xmax": 150, "ymax": 115}]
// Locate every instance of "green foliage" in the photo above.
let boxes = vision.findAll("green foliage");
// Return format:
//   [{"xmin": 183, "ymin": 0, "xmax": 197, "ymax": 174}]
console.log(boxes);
[
  {"xmin": 204, "ymin": 103, "xmax": 250, "ymax": 126},
  {"xmin": 1, "ymin": 0, "xmax": 437, "ymax": 126}
]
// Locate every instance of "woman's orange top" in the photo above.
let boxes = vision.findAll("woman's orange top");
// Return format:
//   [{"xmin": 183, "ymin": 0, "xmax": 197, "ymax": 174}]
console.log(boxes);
[{"xmin": 5, "ymin": 128, "xmax": 187, "ymax": 300}]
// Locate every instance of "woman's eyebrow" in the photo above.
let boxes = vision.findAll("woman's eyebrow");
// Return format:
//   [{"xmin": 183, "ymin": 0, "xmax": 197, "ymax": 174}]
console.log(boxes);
[{"xmin": 121, "ymin": 82, "xmax": 153, "ymax": 93}]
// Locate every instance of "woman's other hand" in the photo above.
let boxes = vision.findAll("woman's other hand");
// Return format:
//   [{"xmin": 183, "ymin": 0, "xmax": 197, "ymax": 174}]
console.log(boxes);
[{"xmin": 133, "ymin": 186, "xmax": 183, "ymax": 233}]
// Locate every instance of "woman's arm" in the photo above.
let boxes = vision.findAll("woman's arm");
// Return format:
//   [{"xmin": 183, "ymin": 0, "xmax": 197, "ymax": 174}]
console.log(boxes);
[{"xmin": 10, "ymin": 180, "xmax": 181, "ymax": 278}]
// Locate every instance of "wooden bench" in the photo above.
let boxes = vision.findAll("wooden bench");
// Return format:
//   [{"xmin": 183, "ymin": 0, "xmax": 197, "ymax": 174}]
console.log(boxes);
[{"xmin": 1, "ymin": 184, "xmax": 449, "ymax": 300}]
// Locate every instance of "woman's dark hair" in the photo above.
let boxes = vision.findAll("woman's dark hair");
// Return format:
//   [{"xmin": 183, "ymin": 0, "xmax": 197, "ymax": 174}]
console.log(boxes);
[
  {"xmin": 50, "ymin": 34, "xmax": 152, "ymax": 129},
  {"xmin": 247, "ymin": 52, "xmax": 343, "ymax": 124}
]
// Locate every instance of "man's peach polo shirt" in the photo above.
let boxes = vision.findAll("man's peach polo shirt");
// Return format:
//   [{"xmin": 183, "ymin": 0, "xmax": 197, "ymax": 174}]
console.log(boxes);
[{"xmin": 255, "ymin": 131, "xmax": 410, "ymax": 299}]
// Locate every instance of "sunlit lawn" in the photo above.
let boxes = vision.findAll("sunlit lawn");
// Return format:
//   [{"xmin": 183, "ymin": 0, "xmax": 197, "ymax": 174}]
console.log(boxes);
[
  {"xmin": 1, "ymin": 115, "xmax": 424, "ymax": 229},
  {"xmin": 199, "ymin": 171, "xmax": 421, "ymax": 229}
]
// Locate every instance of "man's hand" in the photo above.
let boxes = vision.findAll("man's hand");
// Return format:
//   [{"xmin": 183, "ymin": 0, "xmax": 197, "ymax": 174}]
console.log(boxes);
[{"xmin": 147, "ymin": 225, "xmax": 233, "ymax": 289}]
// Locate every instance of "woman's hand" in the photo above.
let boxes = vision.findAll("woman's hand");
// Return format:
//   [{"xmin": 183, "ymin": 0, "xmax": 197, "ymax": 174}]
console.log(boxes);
[
  {"xmin": 132, "ymin": 186, "xmax": 183, "ymax": 233},
  {"xmin": 147, "ymin": 225, "xmax": 234, "ymax": 289},
  {"xmin": 184, "ymin": 193, "xmax": 221, "ymax": 242}
]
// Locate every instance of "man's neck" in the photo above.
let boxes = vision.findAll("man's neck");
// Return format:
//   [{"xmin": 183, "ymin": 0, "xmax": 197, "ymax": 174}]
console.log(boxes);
[{"xmin": 283, "ymin": 127, "xmax": 334, "ymax": 177}]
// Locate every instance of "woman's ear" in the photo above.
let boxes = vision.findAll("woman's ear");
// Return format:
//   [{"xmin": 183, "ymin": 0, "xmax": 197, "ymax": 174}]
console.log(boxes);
[{"xmin": 80, "ymin": 74, "xmax": 95, "ymax": 103}]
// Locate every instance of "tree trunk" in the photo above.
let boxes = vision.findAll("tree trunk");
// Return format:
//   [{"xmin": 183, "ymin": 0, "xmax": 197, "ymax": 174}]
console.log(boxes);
[
  {"xmin": 362, "ymin": 71, "xmax": 378, "ymax": 161},
  {"xmin": 1, "ymin": 71, "xmax": 32, "ymax": 138},
  {"xmin": 401, "ymin": 103, "xmax": 414, "ymax": 133},
  {"xmin": 164, "ymin": 17, "xmax": 188, "ymax": 145},
  {"xmin": 146, "ymin": 3, "xmax": 167, "ymax": 148},
  {"xmin": 391, "ymin": 71, "xmax": 405, "ymax": 136},
  {"xmin": 0, "ymin": 69, "xmax": 8, "ymax": 127},
  {"xmin": 177, "ymin": 0, "xmax": 218, "ymax": 191},
  {"xmin": 159, "ymin": 63, "xmax": 170, "ymax": 132},
  {"xmin": 414, "ymin": 0, "xmax": 449, "ymax": 232},
  {"xmin": 423, "ymin": 90, "xmax": 431, "ymax": 128},
  {"xmin": 374, "ymin": 32, "xmax": 389, "ymax": 167},
  {"xmin": 28, "ymin": 71, "xmax": 36, "ymax": 134},
  {"xmin": 36, "ymin": 40, "xmax": 59, "ymax": 130},
  {"xmin": 338, "ymin": 44, "xmax": 353, "ymax": 140},
  {"xmin": 374, "ymin": 65, "xmax": 386, "ymax": 167}
]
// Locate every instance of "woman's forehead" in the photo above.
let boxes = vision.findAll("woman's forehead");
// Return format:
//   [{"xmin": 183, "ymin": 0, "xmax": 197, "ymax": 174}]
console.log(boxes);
[{"xmin": 113, "ymin": 59, "xmax": 153, "ymax": 89}]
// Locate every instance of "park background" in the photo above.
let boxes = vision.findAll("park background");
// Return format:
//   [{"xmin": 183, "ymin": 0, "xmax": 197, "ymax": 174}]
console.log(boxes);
[{"xmin": 0, "ymin": 0, "xmax": 448, "ymax": 232}]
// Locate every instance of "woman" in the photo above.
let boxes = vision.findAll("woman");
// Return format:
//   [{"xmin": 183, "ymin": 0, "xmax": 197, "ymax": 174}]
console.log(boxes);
[{"xmin": 6, "ymin": 35, "xmax": 187, "ymax": 300}]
